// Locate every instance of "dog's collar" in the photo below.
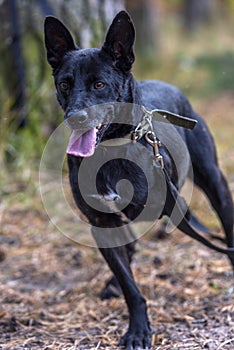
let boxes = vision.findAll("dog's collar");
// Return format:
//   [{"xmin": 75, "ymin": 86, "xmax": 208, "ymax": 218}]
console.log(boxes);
[
  {"xmin": 131, "ymin": 107, "xmax": 197, "ymax": 142},
  {"xmin": 102, "ymin": 107, "xmax": 197, "ymax": 143},
  {"xmin": 101, "ymin": 108, "xmax": 197, "ymax": 169}
]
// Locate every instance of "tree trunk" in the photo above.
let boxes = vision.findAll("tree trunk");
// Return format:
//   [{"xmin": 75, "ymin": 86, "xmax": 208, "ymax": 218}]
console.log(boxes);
[
  {"xmin": 183, "ymin": 0, "xmax": 213, "ymax": 31},
  {"xmin": 126, "ymin": 0, "xmax": 157, "ymax": 59},
  {"xmin": 0, "ymin": 0, "xmax": 26, "ymax": 126},
  {"xmin": 59, "ymin": 0, "xmax": 125, "ymax": 48}
]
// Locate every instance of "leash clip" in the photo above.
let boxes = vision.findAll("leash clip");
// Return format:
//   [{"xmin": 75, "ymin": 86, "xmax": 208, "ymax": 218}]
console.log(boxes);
[
  {"xmin": 132, "ymin": 108, "xmax": 154, "ymax": 142},
  {"xmin": 131, "ymin": 107, "xmax": 164, "ymax": 169},
  {"xmin": 145, "ymin": 131, "xmax": 164, "ymax": 169}
]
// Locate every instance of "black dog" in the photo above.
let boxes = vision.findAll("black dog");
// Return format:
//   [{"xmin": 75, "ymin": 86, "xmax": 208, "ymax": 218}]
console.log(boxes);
[{"xmin": 44, "ymin": 11, "xmax": 234, "ymax": 349}]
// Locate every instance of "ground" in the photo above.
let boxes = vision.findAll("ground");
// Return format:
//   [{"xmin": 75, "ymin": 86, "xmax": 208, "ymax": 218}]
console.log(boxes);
[{"xmin": 0, "ymin": 94, "xmax": 234, "ymax": 349}]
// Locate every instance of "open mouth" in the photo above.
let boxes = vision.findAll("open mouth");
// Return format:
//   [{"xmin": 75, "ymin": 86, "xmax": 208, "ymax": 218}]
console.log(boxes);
[
  {"xmin": 96, "ymin": 123, "xmax": 108, "ymax": 146},
  {"xmin": 67, "ymin": 123, "xmax": 108, "ymax": 157}
]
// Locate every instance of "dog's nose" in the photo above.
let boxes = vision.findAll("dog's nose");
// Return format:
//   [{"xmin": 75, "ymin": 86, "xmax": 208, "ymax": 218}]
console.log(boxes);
[{"xmin": 66, "ymin": 110, "xmax": 88, "ymax": 129}]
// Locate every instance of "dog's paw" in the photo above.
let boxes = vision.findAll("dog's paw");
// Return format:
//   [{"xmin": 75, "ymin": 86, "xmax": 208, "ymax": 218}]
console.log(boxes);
[{"xmin": 119, "ymin": 326, "xmax": 151, "ymax": 350}]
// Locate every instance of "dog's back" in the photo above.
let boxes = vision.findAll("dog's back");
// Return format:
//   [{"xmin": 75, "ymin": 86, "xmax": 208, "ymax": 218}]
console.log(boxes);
[{"xmin": 139, "ymin": 80, "xmax": 190, "ymax": 113}]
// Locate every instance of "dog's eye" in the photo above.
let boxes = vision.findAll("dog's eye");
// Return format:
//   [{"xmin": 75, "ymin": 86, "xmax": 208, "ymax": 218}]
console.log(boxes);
[
  {"xmin": 59, "ymin": 82, "xmax": 69, "ymax": 91},
  {"xmin": 94, "ymin": 81, "xmax": 105, "ymax": 90}
]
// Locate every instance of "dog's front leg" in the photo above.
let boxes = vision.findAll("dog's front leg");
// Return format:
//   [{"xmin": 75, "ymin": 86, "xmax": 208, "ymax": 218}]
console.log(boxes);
[
  {"xmin": 92, "ymin": 226, "xmax": 151, "ymax": 350},
  {"xmin": 101, "ymin": 235, "xmax": 136, "ymax": 300}
]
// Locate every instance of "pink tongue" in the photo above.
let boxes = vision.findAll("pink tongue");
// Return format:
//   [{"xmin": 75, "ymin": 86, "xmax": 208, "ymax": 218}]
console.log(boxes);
[{"xmin": 67, "ymin": 128, "xmax": 97, "ymax": 157}]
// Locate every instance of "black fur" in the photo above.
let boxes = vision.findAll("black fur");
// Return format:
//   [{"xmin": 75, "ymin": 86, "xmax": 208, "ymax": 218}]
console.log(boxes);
[{"xmin": 44, "ymin": 11, "xmax": 234, "ymax": 349}]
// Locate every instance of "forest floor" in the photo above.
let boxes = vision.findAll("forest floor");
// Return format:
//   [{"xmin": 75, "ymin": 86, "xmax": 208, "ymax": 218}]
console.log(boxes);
[{"xmin": 0, "ymin": 94, "xmax": 234, "ymax": 350}]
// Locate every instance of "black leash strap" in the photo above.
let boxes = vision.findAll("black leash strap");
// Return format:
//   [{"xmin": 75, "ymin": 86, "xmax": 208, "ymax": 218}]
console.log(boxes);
[
  {"xmin": 132, "ymin": 107, "xmax": 234, "ymax": 259},
  {"xmin": 163, "ymin": 168, "xmax": 234, "ymax": 259},
  {"xmin": 151, "ymin": 109, "xmax": 197, "ymax": 130}
]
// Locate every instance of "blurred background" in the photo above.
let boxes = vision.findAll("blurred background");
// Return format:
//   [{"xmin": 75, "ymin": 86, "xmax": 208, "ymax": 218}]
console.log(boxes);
[
  {"xmin": 0, "ymin": 0, "xmax": 234, "ymax": 212},
  {"xmin": 0, "ymin": 2, "xmax": 234, "ymax": 348}
]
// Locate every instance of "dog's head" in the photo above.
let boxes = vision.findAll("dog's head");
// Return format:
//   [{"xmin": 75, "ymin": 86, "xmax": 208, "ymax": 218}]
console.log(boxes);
[{"xmin": 44, "ymin": 11, "xmax": 136, "ymax": 157}]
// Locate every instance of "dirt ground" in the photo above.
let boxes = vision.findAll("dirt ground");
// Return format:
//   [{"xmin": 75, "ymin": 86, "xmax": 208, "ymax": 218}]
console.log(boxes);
[{"xmin": 0, "ymin": 94, "xmax": 234, "ymax": 350}]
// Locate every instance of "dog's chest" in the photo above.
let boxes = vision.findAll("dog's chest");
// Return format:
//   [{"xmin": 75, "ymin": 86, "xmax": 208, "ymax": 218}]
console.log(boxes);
[{"xmin": 75, "ymin": 143, "xmax": 168, "ymax": 210}]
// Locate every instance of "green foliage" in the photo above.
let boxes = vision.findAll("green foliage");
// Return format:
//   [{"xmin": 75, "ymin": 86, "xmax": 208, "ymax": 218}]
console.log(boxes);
[
  {"xmin": 227, "ymin": 0, "xmax": 234, "ymax": 11},
  {"xmin": 195, "ymin": 51, "xmax": 234, "ymax": 93},
  {"xmin": 0, "ymin": 32, "xmax": 62, "ymax": 194}
]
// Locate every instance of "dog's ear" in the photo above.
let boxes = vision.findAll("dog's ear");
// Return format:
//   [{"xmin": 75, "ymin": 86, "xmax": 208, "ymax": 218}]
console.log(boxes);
[
  {"xmin": 102, "ymin": 11, "xmax": 135, "ymax": 72},
  {"xmin": 44, "ymin": 16, "xmax": 77, "ymax": 70}
]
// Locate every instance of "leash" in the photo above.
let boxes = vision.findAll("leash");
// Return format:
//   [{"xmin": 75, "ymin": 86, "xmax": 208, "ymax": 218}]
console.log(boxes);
[
  {"xmin": 132, "ymin": 108, "xmax": 234, "ymax": 260},
  {"xmin": 101, "ymin": 107, "xmax": 234, "ymax": 258},
  {"xmin": 101, "ymin": 107, "xmax": 197, "ymax": 148},
  {"xmin": 131, "ymin": 106, "xmax": 197, "ymax": 142},
  {"xmin": 163, "ymin": 167, "xmax": 234, "ymax": 258}
]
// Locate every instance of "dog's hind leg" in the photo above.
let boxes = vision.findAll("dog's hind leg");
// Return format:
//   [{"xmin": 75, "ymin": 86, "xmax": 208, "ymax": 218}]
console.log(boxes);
[
  {"xmin": 194, "ymin": 163, "xmax": 234, "ymax": 244},
  {"xmin": 185, "ymin": 113, "xmax": 234, "ymax": 266},
  {"xmin": 193, "ymin": 162, "xmax": 234, "ymax": 266},
  {"xmin": 100, "ymin": 228, "xmax": 137, "ymax": 300}
]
